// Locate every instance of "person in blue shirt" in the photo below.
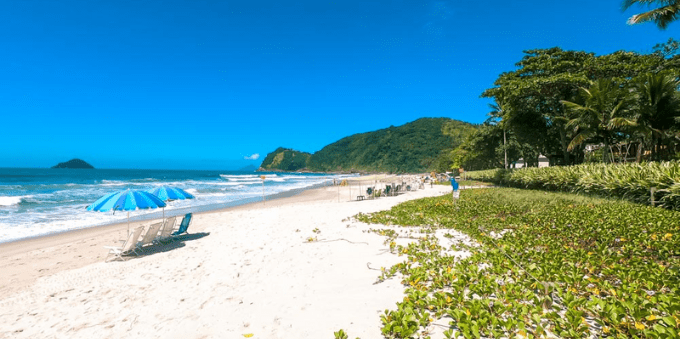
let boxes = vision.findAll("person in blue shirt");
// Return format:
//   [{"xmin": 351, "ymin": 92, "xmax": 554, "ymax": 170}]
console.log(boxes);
[{"xmin": 450, "ymin": 177, "xmax": 459, "ymax": 191}]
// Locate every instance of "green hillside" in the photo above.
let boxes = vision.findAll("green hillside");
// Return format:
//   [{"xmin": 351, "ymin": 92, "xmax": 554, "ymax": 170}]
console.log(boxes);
[
  {"xmin": 258, "ymin": 147, "xmax": 311, "ymax": 171},
  {"xmin": 307, "ymin": 118, "xmax": 475, "ymax": 173},
  {"xmin": 260, "ymin": 118, "xmax": 476, "ymax": 173}
]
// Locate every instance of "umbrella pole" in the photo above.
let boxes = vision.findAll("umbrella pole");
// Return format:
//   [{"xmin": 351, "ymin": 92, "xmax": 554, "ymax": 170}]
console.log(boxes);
[{"xmin": 127, "ymin": 211, "xmax": 130, "ymax": 236}]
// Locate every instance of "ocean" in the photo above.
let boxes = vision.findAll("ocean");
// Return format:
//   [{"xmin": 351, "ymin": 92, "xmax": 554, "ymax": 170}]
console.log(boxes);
[{"xmin": 0, "ymin": 168, "xmax": 347, "ymax": 244}]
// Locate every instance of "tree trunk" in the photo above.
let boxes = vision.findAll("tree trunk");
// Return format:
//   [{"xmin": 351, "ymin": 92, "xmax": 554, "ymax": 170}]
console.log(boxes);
[
  {"xmin": 503, "ymin": 130, "xmax": 508, "ymax": 169},
  {"xmin": 636, "ymin": 142, "xmax": 643, "ymax": 163},
  {"xmin": 603, "ymin": 139, "xmax": 609, "ymax": 163},
  {"xmin": 655, "ymin": 137, "xmax": 661, "ymax": 161},
  {"xmin": 559, "ymin": 127, "xmax": 570, "ymax": 165}
]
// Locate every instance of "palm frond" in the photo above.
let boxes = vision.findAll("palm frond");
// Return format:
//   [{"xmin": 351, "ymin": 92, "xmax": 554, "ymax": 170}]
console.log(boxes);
[
  {"xmin": 624, "ymin": 0, "xmax": 680, "ymax": 29},
  {"xmin": 568, "ymin": 130, "xmax": 596, "ymax": 151},
  {"xmin": 609, "ymin": 117, "xmax": 638, "ymax": 128}
]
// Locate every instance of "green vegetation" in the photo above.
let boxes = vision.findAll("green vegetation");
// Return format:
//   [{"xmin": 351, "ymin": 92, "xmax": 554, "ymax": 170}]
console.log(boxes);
[
  {"xmin": 355, "ymin": 188, "xmax": 680, "ymax": 338},
  {"xmin": 308, "ymin": 118, "xmax": 475, "ymax": 173},
  {"xmin": 261, "ymin": 118, "xmax": 476, "ymax": 173},
  {"xmin": 465, "ymin": 161, "xmax": 680, "ymax": 210},
  {"xmin": 623, "ymin": 0, "xmax": 680, "ymax": 29},
  {"xmin": 258, "ymin": 147, "xmax": 311, "ymax": 171},
  {"xmin": 450, "ymin": 45, "xmax": 680, "ymax": 172}
]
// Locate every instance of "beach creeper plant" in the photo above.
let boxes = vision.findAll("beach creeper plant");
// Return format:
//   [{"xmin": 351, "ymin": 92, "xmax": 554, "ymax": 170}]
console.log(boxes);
[
  {"xmin": 353, "ymin": 188, "xmax": 680, "ymax": 338},
  {"xmin": 333, "ymin": 329, "xmax": 361, "ymax": 339}
]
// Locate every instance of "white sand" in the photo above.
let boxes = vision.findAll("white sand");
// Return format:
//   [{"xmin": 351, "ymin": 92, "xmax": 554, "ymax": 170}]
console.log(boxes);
[{"xmin": 0, "ymin": 183, "xmax": 452, "ymax": 339}]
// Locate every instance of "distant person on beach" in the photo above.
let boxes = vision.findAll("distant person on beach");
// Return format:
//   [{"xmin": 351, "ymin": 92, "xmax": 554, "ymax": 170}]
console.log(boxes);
[{"xmin": 450, "ymin": 177, "xmax": 459, "ymax": 191}]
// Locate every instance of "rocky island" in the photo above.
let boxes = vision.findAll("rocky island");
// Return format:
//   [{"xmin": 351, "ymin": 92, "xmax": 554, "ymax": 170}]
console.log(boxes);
[{"xmin": 51, "ymin": 159, "xmax": 95, "ymax": 169}]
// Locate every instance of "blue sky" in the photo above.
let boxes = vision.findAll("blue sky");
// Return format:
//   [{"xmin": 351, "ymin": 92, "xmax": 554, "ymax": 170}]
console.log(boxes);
[{"xmin": 0, "ymin": 0, "xmax": 676, "ymax": 170}]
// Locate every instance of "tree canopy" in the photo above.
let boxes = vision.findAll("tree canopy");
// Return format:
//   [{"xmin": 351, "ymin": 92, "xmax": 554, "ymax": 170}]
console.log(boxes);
[{"xmin": 459, "ymin": 45, "xmax": 680, "ymax": 171}]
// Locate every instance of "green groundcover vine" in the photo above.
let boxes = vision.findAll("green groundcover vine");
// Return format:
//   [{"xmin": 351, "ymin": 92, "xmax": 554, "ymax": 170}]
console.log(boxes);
[{"xmin": 341, "ymin": 188, "xmax": 679, "ymax": 339}]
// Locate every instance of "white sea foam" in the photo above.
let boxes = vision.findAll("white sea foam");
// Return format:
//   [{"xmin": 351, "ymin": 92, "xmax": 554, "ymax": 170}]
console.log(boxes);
[
  {"xmin": 0, "ymin": 173, "xmax": 339, "ymax": 243},
  {"xmin": 220, "ymin": 174, "xmax": 259, "ymax": 179},
  {"xmin": 0, "ymin": 196, "xmax": 25, "ymax": 207}
]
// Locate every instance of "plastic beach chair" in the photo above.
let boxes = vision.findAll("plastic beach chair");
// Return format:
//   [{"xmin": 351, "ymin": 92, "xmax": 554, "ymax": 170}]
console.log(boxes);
[
  {"xmin": 104, "ymin": 226, "xmax": 145, "ymax": 262},
  {"xmin": 157, "ymin": 216, "xmax": 177, "ymax": 242},
  {"xmin": 171, "ymin": 213, "xmax": 193, "ymax": 237},
  {"xmin": 137, "ymin": 222, "xmax": 163, "ymax": 250}
]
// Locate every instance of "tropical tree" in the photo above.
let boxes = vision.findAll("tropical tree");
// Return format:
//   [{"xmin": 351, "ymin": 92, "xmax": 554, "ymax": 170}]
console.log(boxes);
[
  {"xmin": 561, "ymin": 79, "xmax": 636, "ymax": 163},
  {"xmin": 482, "ymin": 48, "xmax": 594, "ymax": 165},
  {"xmin": 622, "ymin": 0, "xmax": 680, "ymax": 29},
  {"xmin": 632, "ymin": 71, "xmax": 680, "ymax": 160},
  {"xmin": 488, "ymin": 100, "xmax": 510, "ymax": 169}
]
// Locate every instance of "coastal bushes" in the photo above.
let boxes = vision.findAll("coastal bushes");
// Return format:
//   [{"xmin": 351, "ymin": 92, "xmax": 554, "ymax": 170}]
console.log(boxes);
[
  {"xmin": 465, "ymin": 161, "xmax": 680, "ymax": 210},
  {"xmin": 355, "ymin": 188, "xmax": 680, "ymax": 338}
]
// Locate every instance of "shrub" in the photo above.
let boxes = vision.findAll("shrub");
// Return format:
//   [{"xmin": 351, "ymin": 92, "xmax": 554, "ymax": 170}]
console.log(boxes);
[{"xmin": 465, "ymin": 161, "xmax": 680, "ymax": 210}]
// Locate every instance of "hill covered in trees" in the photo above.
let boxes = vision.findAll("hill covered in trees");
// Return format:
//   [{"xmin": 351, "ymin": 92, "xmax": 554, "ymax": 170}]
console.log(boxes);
[
  {"xmin": 259, "ymin": 118, "xmax": 476, "ymax": 173},
  {"xmin": 258, "ymin": 147, "xmax": 312, "ymax": 171}
]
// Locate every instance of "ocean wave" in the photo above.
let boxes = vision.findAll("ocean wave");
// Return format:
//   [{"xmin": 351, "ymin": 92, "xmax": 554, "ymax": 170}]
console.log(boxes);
[
  {"xmin": 131, "ymin": 178, "xmax": 158, "ymax": 182},
  {"xmin": 0, "ymin": 171, "xmax": 339, "ymax": 243},
  {"xmin": 220, "ymin": 174, "xmax": 259, "ymax": 179},
  {"xmin": 99, "ymin": 180, "xmax": 128, "ymax": 187},
  {"xmin": 222, "ymin": 178, "xmax": 262, "ymax": 182},
  {"xmin": 0, "ymin": 196, "xmax": 28, "ymax": 207}
]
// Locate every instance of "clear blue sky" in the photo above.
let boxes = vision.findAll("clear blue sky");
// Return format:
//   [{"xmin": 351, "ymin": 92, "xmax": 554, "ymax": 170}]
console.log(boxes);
[{"xmin": 0, "ymin": 0, "xmax": 676, "ymax": 170}]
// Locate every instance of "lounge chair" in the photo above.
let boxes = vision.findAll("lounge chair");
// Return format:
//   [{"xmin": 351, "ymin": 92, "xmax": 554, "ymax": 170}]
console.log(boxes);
[
  {"xmin": 137, "ymin": 222, "xmax": 163, "ymax": 250},
  {"xmin": 157, "ymin": 216, "xmax": 177, "ymax": 243},
  {"xmin": 104, "ymin": 226, "xmax": 145, "ymax": 262},
  {"xmin": 171, "ymin": 213, "xmax": 193, "ymax": 238}
]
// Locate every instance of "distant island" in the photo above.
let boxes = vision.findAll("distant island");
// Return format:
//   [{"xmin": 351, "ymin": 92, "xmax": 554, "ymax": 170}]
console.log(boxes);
[{"xmin": 51, "ymin": 159, "xmax": 95, "ymax": 169}]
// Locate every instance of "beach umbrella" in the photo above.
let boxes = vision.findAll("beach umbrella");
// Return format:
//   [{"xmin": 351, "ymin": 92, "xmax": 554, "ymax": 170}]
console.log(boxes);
[
  {"xmin": 146, "ymin": 186, "xmax": 195, "ymax": 201},
  {"xmin": 87, "ymin": 189, "xmax": 166, "ymax": 235},
  {"xmin": 146, "ymin": 186, "xmax": 195, "ymax": 220}
]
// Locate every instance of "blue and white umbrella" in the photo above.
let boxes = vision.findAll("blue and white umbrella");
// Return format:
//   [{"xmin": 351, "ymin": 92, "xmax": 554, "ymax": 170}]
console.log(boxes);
[
  {"xmin": 146, "ymin": 186, "xmax": 195, "ymax": 201},
  {"xmin": 146, "ymin": 186, "xmax": 195, "ymax": 223},
  {"xmin": 87, "ymin": 189, "xmax": 167, "ymax": 235}
]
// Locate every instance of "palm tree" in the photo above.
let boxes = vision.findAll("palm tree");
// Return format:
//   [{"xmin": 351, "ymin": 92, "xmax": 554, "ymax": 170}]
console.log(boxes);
[
  {"xmin": 561, "ymin": 79, "xmax": 636, "ymax": 163},
  {"xmin": 633, "ymin": 71, "xmax": 680, "ymax": 160},
  {"xmin": 622, "ymin": 0, "xmax": 680, "ymax": 29},
  {"xmin": 487, "ymin": 100, "xmax": 509, "ymax": 169}
]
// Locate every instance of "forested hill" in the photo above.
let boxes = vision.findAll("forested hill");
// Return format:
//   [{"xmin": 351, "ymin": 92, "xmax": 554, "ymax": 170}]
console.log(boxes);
[
  {"xmin": 259, "ymin": 118, "xmax": 476, "ymax": 173},
  {"xmin": 258, "ymin": 147, "xmax": 312, "ymax": 171}
]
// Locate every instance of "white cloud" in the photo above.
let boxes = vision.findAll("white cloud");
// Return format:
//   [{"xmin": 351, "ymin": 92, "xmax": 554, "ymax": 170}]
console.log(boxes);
[{"xmin": 244, "ymin": 153, "xmax": 260, "ymax": 160}]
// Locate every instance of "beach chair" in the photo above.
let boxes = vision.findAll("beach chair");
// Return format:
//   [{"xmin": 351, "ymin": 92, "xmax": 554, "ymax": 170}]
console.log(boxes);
[
  {"xmin": 157, "ymin": 216, "xmax": 177, "ymax": 243},
  {"xmin": 137, "ymin": 222, "xmax": 163, "ymax": 250},
  {"xmin": 171, "ymin": 213, "xmax": 193, "ymax": 238},
  {"xmin": 104, "ymin": 226, "xmax": 145, "ymax": 262}
]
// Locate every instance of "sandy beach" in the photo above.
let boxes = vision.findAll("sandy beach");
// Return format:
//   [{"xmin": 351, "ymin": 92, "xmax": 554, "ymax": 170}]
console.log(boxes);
[{"xmin": 0, "ymin": 181, "xmax": 451, "ymax": 339}]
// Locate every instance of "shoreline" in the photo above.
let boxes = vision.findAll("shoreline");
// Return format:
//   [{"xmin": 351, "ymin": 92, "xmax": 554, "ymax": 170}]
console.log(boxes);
[
  {"xmin": 0, "ymin": 179, "xmax": 338, "ymax": 246},
  {"xmin": 0, "ymin": 176, "xmax": 426, "ymax": 295},
  {"xmin": 0, "ymin": 183, "xmax": 341, "ymax": 296},
  {"xmin": 0, "ymin": 181, "xmax": 451, "ymax": 338}
]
